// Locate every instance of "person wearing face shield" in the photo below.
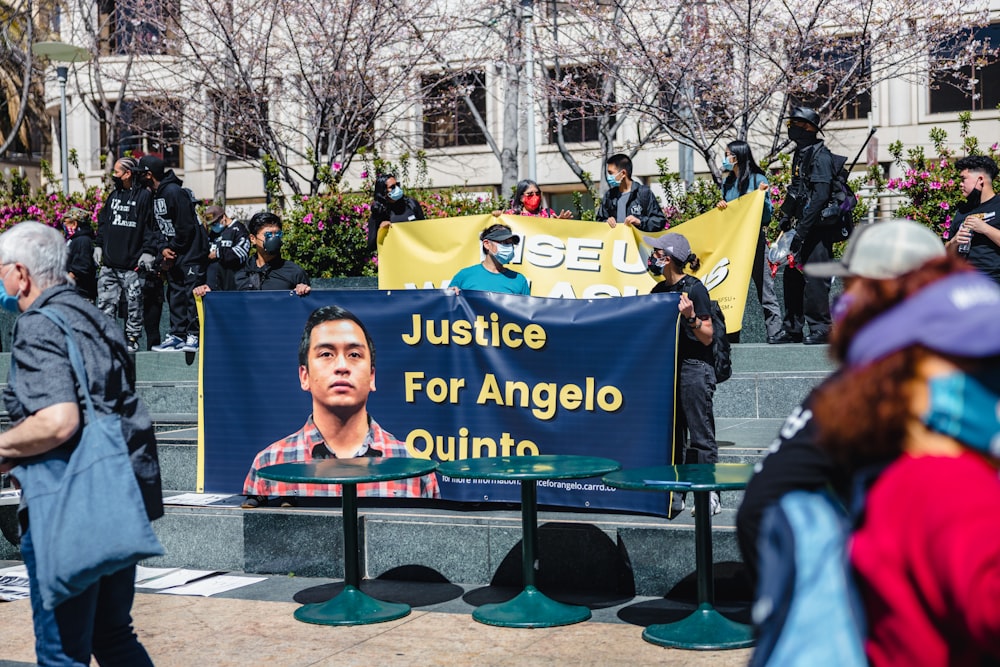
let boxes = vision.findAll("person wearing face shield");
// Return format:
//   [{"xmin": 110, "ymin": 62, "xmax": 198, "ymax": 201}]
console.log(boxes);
[
  {"xmin": 366, "ymin": 173, "xmax": 425, "ymax": 252},
  {"xmin": 596, "ymin": 153, "xmax": 667, "ymax": 232},
  {"xmin": 945, "ymin": 155, "xmax": 1000, "ymax": 284},
  {"xmin": 195, "ymin": 211, "xmax": 310, "ymax": 297},
  {"xmin": 770, "ymin": 106, "xmax": 838, "ymax": 346},
  {"xmin": 448, "ymin": 223, "xmax": 531, "ymax": 295}
]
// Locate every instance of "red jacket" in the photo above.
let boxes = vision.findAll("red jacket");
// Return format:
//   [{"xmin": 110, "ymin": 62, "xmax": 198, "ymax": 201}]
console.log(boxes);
[{"xmin": 852, "ymin": 451, "xmax": 1000, "ymax": 666}]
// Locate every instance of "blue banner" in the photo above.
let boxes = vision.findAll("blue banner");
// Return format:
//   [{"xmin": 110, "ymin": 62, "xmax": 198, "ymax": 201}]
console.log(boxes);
[{"xmin": 199, "ymin": 290, "xmax": 679, "ymax": 514}]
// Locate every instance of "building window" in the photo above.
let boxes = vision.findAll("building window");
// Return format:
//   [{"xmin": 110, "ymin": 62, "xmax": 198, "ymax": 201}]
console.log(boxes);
[
  {"xmin": 421, "ymin": 71, "xmax": 488, "ymax": 149},
  {"xmin": 548, "ymin": 66, "xmax": 608, "ymax": 144},
  {"xmin": 929, "ymin": 24, "xmax": 1000, "ymax": 114},
  {"xmin": 211, "ymin": 92, "xmax": 266, "ymax": 161},
  {"xmin": 101, "ymin": 100, "xmax": 182, "ymax": 168},
  {"xmin": 98, "ymin": 0, "xmax": 179, "ymax": 56},
  {"xmin": 791, "ymin": 38, "xmax": 872, "ymax": 121}
]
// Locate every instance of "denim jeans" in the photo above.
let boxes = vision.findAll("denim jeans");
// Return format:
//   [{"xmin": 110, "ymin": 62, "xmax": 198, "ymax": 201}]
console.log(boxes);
[
  {"xmin": 675, "ymin": 358, "xmax": 718, "ymax": 465},
  {"xmin": 21, "ymin": 527, "xmax": 154, "ymax": 666}
]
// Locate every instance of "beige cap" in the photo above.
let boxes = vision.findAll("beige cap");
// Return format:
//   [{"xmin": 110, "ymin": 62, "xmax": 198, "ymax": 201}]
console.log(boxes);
[{"xmin": 805, "ymin": 219, "xmax": 945, "ymax": 279}]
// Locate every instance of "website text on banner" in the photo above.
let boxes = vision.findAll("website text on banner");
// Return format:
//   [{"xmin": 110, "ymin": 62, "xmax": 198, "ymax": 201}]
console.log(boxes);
[
  {"xmin": 376, "ymin": 191, "xmax": 764, "ymax": 334},
  {"xmin": 197, "ymin": 290, "xmax": 680, "ymax": 515}
]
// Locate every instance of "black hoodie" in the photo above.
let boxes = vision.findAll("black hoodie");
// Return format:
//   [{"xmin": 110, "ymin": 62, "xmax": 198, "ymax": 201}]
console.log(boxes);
[
  {"xmin": 96, "ymin": 184, "xmax": 158, "ymax": 269},
  {"xmin": 66, "ymin": 221, "xmax": 97, "ymax": 301},
  {"xmin": 151, "ymin": 171, "xmax": 208, "ymax": 266}
]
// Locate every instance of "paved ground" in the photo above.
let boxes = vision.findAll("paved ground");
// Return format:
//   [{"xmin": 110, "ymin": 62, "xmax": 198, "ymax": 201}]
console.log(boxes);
[{"xmin": 0, "ymin": 566, "xmax": 753, "ymax": 666}]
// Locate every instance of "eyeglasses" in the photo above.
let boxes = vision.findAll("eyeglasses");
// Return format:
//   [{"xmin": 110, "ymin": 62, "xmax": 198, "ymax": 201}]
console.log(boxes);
[{"xmin": 263, "ymin": 231, "xmax": 283, "ymax": 241}]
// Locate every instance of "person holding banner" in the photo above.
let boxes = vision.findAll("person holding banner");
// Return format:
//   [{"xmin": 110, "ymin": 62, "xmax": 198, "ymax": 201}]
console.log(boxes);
[
  {"xmin": 716, "ymin": 140, "xmax": 783, "ymax": 341},
  {"xmin": 598, "ymin": 153, "xmax": 667, "ymax": 232},
  {"xmin": 242, "ymin": 305, "xmax": 440, "ymax": 506},
  {"xmin": 366, "ymin": 173, "xmax": 425, "ymax": 251},
  {"xmin": 501, "ymin": 179, "xmax": 573, "ymax": 219},
  {"xmin": 449, "ymin": 223, "xmax": 531, "ymax": 295},
  {"xmin": 646, "ymin": 232, "xmax": 720, "ymax": 517}
]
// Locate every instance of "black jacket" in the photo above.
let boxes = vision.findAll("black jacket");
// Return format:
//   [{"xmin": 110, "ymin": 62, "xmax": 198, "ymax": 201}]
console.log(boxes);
[
  {"xmin": 96, "ymin": 185, "xmax": 157, "ymax": 269},
  {"xmin": 783, "ymin": 141, "xmax": 835, "ymax": 247},
  {"xmin": 597, "ymin": 182, "xmax": 667, "ymax": 232},
  {"xmin": 367, "ymin": 197, "xmax": 425, "ymax": 250},
  {"xmin": 152, "ymin": 171, "xmax": 208, "ymax": 266},
  {"xmin": 66, "ymin": 223, "xmax": 97, "ymax": 301},
  {"xmin": 214, "ymin": 220, "xmax": 252, "ymax": 271}
]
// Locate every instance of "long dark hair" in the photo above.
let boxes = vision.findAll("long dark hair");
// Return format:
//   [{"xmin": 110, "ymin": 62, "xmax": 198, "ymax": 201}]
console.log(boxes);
[
  {"xmin": 373, "ymin": 173, "xmax": 396, "ymax": 210},
  {"xmin": 510, "ymin": 179, "xmax": 540, "ymax": 214},
  {"xmin": 723, "ymin": 140, "xmax": 765, "ymax": 196}
]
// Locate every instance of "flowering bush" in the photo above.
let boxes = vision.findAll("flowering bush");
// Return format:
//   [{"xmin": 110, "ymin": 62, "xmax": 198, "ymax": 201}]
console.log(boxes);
[
  {"xmin": 885, "ymin": 113, "xmax": 1000, "ymax": 239},
  {"xmin": 0, "ymin": 158, "xmax": 104, "ymax": 234}
]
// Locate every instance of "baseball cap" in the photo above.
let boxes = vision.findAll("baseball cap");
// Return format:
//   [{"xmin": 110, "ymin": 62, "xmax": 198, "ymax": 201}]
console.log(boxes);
[
  {"xmin": 482, "ymin": 227, "xmax": 521, "ymax": 244},
  {"xmin": 643, "ymin": 233, "xmax": 691, "ymax": 262},
  {"xmin": 203, "ymin": 205, "xmax": 225, "ymax": 225},
  {"xmin": 846, "ymin": 271, "xmax": 1000, "ymax": 368},
  {"xmin": 137, "ymin": 155, "xmax": 165, "ymax": 180},
  {"xmin": 805, "ymin": 219, "xmax": 945, "ymax": 279}
]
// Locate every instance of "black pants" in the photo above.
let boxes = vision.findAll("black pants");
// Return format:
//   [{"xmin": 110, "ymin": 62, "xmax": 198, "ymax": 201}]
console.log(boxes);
[
  {"xmin": 674, "ymin": 359, "xmax": 718, "ymax": 465},
  {"xmin": 782, "ymin": 239, "xmax": 832, "ymax": 337},
  {"xmin": 141, "ymin": 274, "xmax": 165, "ymax": 350},
  {"xmin": 165, "ymin": 263, "xmax": 205, "ymax": 339}
]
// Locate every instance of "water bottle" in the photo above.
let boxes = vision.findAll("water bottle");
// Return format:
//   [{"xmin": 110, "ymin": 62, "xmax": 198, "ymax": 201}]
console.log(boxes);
[{"xmin": 957, "ymin": 214, "xmax": 981, "ymax": 256}]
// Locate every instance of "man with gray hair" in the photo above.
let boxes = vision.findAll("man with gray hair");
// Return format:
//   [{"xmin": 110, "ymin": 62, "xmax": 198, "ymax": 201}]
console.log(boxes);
[{"xmin": 0, "ymin": 221, "xmax": 162, "ymax": 665}]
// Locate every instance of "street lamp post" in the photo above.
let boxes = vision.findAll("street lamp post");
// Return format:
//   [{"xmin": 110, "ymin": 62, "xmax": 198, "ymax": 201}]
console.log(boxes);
[{"xmin": 31, "ymin": 41, "xmax": 91, "ymax": 196}]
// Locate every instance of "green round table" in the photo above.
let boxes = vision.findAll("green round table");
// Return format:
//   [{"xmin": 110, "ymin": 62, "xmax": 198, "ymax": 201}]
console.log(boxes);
[
  {"xmin": 602, "ymin": 463, "xmax": 755, "ymax": 650},
  {"xmin": 258, "ymin": 457, "xmax": 439, "ymax": 626},
  {"xmin": 438, "ymin": 454, "xmax": 621, "ymax": 628}
]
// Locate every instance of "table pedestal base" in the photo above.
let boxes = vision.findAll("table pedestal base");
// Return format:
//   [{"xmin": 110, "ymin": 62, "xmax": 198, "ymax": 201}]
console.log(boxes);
[
  {"xmin": 472, "ymin": 585, "xmax": 591, "ymax": 628},
  {"xmin": 642, "ymin": 603, "xmax": 754, "ymax": 650},
  {"xmin": 292, "ymin": 585, "xmax": 410, "ymax": 626}
]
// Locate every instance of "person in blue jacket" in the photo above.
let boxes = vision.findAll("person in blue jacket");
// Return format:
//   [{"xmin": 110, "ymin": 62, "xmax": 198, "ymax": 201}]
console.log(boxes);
[{"xmin": 716, "ymin": 140, "xmax": 782, "ymax": 341}]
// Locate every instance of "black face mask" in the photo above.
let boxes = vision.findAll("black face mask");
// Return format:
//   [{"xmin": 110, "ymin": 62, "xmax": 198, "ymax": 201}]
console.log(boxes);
[
  {"xmin": 262, "ymin": 236, "xmax": 283, "ymax": 255},
  {"xmin": 787, "ymin": 126, "xmax": 816, "ymax": 146},
  {"xmin": 960, "ymin": 187, "xmax": 984, "ymax": 213},
  {"xmin": 112, "ymin": 176, "xmax": 125, "ymax": 190}
]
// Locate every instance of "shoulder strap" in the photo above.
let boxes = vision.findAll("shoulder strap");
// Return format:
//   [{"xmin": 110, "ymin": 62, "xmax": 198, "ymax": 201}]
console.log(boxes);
[{"xmin": 34, "ymin": 308, "xmax": 98, "ymax": 422}]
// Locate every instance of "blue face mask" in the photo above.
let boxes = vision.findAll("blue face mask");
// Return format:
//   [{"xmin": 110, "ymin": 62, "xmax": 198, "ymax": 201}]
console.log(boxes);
[
  {"xmin": 722, "ymin": 159, "xmax": 734, "ymax": 172},
  {"xmin": 210, "ymin": 222, "xmax": 224, "ymax": 234},
  {"xmin": 1, "ymin": 266, "xmax": 21, "ymax": 313},
  {"xmin": 493, "ymin": 243, "xmax": 515, "ymax": 265},
  {"xmin": 923, "ymin": 369, "xmax": 1000, "ymax": 457},
  {"xmin": 606, "ymin": 172, "xmax": 621, "ymax": 188},
  {"xmin": 388, "ymin": 185, "xmax": 404, "ymax": 201}
]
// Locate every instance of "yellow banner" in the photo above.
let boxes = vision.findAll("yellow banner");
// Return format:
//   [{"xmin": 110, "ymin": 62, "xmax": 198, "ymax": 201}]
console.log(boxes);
[{"xmin": 377, "ymin": 191, "xmax": 764, "ymax": 332}]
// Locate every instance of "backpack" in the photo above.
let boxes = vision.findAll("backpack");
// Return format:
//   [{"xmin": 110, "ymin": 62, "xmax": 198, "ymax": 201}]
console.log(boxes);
[
  {"xmin": 819, "ymin": 153, "xmax": 859, "ymax": 241},
  {"xmin": 709, "ymin": 300, "xmax": 732, "ymax": 384},
  {"xmin": 678, "ymin": 275, "xmax": 732, "ymax": 383},
  {"xmin": 748, "ymin": 490, "xmax": 867, "ymax": 667}
]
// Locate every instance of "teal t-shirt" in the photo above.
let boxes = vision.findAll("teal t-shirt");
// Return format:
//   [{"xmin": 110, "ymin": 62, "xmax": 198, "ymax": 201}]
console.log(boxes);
[{"xmin": 449, "ymin": 263, "xmax": 531, "ymax": 295}]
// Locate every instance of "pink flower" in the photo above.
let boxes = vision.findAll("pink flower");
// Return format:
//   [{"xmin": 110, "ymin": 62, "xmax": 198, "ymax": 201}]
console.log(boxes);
[
  {"xmin": 920, "ymin": 171, "xmax": 931, "ymax": 179},
  {"xmin": 939, "ymin": 201, "xmax": 950, "ymax": 210},
  {"xmin": 929, "ymin": 182, "xmax": 942, "ymax": 190},
  {"xmin": 317, "ymin": 221, "xmax": 325, "ymax": 230},
  {"xmin": 303, "ymin": 213, "xmax": 313, "ymax": 225},
  {"xmin": 332, "ymin": 162, "xmax": 342, "ymax": 171},
  {"xmin": 360, "ymin": 170, "xmax": 368, "ymax": 179}
]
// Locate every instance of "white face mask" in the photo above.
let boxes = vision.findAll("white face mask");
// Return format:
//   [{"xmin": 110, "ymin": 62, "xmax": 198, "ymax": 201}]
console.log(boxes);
[{"xmin": 493, "ymin": 243, "xmax": 515, "ymax": 264}]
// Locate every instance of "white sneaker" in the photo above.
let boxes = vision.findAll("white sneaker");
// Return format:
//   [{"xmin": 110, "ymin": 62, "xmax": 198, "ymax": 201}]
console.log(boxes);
[
  {"xmin": 152, "ymin": 334, "xmax": 185, "ymax": 352},
  {"xmin": 125, "ymin": 338, "xmax": 140, "ymax": 354},
  {"xmin": 181, "ymin": 334, "xmax": 199, "ymax": 353},
  {"xmin": 692, "ymin": 492, "xmax": 723, "ymax": 517}
]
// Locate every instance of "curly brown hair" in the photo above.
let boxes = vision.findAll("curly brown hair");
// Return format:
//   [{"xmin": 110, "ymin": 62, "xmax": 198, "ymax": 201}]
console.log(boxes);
[{"xmin": 813, "ymin": 255, "xmax": 974, "ymax": 471}]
